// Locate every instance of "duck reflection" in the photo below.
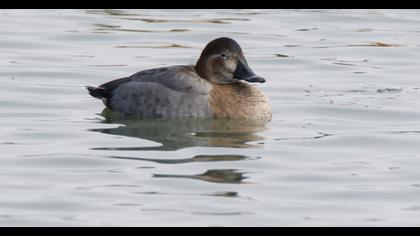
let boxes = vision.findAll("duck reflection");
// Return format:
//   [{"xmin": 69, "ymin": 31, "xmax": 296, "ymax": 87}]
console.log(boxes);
[
  {"xmin": 106, "ymin": 154, "xmax": 251, "ymax": 164},
  {"xmin": 153, "ymin": 169, "xmax": 247, "ymax": 184},
  {"xmin": 90, "ymin": 108, "xmax": 270, "ymax": 151}
]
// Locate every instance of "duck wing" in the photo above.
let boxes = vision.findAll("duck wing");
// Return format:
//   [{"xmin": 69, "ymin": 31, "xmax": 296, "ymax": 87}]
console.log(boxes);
[{"xmin": 87, "ymin": 65, "xmax": 212, "ymax": 118}]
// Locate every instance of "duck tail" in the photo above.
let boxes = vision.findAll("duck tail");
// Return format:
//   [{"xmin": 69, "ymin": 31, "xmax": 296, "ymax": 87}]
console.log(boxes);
[{"xmin": 86, "ymin": 86, "xmax": 107, "ymax": 99}]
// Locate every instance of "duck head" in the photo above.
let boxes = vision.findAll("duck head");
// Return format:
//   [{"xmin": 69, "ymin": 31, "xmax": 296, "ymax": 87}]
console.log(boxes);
[{"xmin": 195, "ymin": 37, "xmax": 266, "ymax": 85}]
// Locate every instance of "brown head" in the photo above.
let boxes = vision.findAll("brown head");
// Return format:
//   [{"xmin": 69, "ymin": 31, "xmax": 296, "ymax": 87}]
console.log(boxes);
[{"xmin": 195, "ymin": 37, "xmax": 266, "ymax": 85}]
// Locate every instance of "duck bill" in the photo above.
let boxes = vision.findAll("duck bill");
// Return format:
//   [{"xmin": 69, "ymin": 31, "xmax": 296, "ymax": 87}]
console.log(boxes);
[{"xmin": 233, "ymin": 59, "xmax": 266, "ymax": 83}]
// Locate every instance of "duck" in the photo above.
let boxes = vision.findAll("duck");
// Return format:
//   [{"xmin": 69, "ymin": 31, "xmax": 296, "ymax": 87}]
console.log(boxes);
[{"xmin": 87, "ymin": 37, "xmax": 272, "ymax": 120}]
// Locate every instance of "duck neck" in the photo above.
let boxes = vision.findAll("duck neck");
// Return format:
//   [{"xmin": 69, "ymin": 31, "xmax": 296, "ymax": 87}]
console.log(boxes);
[{"xmin": 195, "ymin": 58, "xmax": 209, "ymax": 81}]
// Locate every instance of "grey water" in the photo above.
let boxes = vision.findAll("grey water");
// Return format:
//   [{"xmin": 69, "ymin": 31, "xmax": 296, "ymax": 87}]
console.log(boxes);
[{"xmin": 1, "ymin": 9, "xmax": 420, "ymax": 226}]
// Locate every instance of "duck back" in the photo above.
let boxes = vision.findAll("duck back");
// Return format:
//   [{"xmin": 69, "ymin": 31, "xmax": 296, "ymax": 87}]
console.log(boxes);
[{"xmin": 94, "ymin": 66, "xmax": 213, "ymax": 118}]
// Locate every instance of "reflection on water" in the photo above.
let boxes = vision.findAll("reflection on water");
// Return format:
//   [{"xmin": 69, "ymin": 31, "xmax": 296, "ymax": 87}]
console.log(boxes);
[
  {"xmin": 153, "ymin": 169, "xmax": 247, "ymax": 184},
  {"xmin": 90, "ymin": 110, "xmax": 260, "ymax": 185},
  {"xmin": 90, "ymin": 109, "xmax": 270, "ymax": 151},
  {"xmin": 106, "ymin": 154, "xmax": 251, "ymax": 164},
  {"xmin": 134, "ymin": 190, "xmax": 239, "ymax": 198}
]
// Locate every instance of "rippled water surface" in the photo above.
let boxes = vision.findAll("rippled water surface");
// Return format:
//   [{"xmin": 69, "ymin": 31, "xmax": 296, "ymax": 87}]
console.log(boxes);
[{"xmin": 1, "ymin": 9, "xmax": 420, "ymax": 226}]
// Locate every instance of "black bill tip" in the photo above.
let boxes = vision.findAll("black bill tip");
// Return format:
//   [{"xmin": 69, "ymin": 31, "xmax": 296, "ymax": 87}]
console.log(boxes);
[{"xmin": 242, "ymin": 75, "xmax": 266, "ymax": 83}]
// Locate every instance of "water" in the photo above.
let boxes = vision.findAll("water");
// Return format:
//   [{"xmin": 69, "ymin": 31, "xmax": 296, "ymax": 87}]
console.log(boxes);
[{"xmin": 1, "ymin": 9, "xmax": 420, "ymax": 226}]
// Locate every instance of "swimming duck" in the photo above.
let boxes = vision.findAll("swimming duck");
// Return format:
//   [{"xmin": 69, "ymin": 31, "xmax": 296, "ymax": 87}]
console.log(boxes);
[{"xmin": 87, "ymin": 37, "xmax": 272, "ymax": 120}]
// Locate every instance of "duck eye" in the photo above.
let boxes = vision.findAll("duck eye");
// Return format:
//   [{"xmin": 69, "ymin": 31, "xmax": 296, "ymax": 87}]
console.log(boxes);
[{"xmin": 220, "ymin": 53, "xmax": 228, "ymax": 59}]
